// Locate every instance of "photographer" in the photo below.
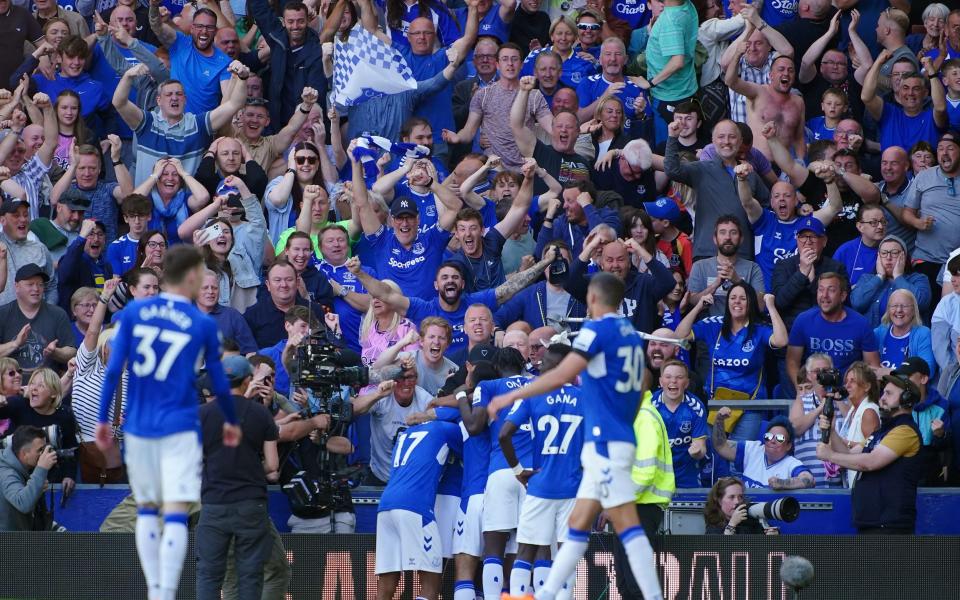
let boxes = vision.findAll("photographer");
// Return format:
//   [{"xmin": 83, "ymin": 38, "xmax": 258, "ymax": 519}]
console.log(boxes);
[
  {"xmin": 817, "ymin": 373, "xmax": 925, "ymax": 535},
  {"xmin": 0, "ymin": 425, "xmax": 57, "ymax": 531},
  {"xmin": 197, "ymin": 356, "xmax": 279, "ymax": 600},
  {"xmin": 703, "ymin": 477, "xmax": 777, "ymax": 535},
  {"xmin": 713, "ymin": 410, "xmax": 816, "ymax": 490}
]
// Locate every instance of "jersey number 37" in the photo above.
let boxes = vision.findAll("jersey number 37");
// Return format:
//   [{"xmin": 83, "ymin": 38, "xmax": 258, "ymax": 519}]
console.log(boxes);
[{"xmin": 131, "ymin": 324, "xmax": 190, "ymax": 381}]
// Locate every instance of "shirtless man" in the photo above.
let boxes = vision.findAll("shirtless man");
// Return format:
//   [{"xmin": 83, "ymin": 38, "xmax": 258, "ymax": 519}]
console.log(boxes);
[{"xmin": 726, "ymin": 45, "xmax": 805, "ymax": 161}]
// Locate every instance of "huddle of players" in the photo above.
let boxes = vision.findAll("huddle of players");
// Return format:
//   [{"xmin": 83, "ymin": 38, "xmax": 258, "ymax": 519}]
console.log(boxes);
[{"xmin": 374, "ymin": 272, "xmax": 664, "ymax": 600}]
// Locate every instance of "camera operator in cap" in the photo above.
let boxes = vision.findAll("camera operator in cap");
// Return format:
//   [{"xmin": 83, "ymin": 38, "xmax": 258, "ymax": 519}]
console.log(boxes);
[
  {"xmin": 714, "ymin": 410, "xmax": 816, "ymax": 490},
  {"xmin": 197, "ymin": 355, "xmax": 279, "ymax": 600},
  {"xmin": 0, "ymin": 425, "xmax": 57, "ymax": 531},
  {"xmin": 818, "ymin": 371, "xmax": 925, "ymax": 534}
]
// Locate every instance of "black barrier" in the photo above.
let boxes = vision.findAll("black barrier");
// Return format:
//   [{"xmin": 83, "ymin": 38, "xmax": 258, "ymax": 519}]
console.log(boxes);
[{"xmin": 1, "ymin": 533, "xmax": 959, "ymax": 599}]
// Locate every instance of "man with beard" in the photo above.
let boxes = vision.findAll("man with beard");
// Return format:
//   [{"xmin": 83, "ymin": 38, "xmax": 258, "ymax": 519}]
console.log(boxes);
[
  {"xmin": 495, "ymin": 239, "xmax": 587, "ymax": 331},
  {"xmin": 686, "ymin": 216, "xmax": 765, "ymax": 318},
  {"xmin": 818, "ymin": 373, "xmax": 924, "ymax": 534},
  {"xmin": 29, "ymin": 189, "xmax": 90, "ymax": 266},
  {"xmin": 56, "ymin": 219, "xmax": 111, "ymax": 315},
  {"xmin": 230, "ymin": 88, "xmax": 320, "ymax": 173},
  {"xmin": 863, "ymin": 53, "xmax": 948, "ymax": 153},
  {"xmin": 149, "ymin": 5, "xmax": 232, "ymax": 113},
  {"xmin": 565, "ymin": 236, "xmax": 675, "ymax": 335},
  {"xmin": 664, "ymin": 119, "xmax": 768, "ymax": 262},
  {"xmin": 786, "ymin": 271, "xmax": 879, "ymax": 388},
  {"xmin": 447, "ymin": 158, "xmax": 537, "ymax": 292},
  {"xmin": 346, "ymin": 252, "xmax": 554, "ymax": 359},
  {"xmin": 646, "ymin": 328, "xmax": 706, "ymax": 400},
  {"xmin": 513, "ymin": 76, "xmax": 591, "ymax": 195},
  {"xmin": 736, "ymin": 162, "xmax": 842, "ymax": 288},
  {"xmin": 535, "ymin": 182, "xmax": 620, "ymax": 260},
  {"xmin": 725, "ymin": 49, "xmax": 805, "ymax": 160}
]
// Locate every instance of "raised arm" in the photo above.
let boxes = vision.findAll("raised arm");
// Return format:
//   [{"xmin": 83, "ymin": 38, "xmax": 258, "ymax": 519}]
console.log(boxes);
[
  {"xmin": 274, "ymin": 87, "xmax": 319, "ymax": 151},
  {"xmin": 724, "ymin": 35, "xmax": 760, "ymax": 100},
  {"xmin": 765, "ymin": 294, "xmax": 788, "ymax": 348},
  {"xmin": 148, "ymin": 0, "xmax": 178, "ymax": 47},
  {"xmin": 209, "ymin": 61, "xmax": 250, "ymax": 131},
  {"xmin": 345, "ymin": 256, "xmax": 410, "ymax": 314},
  {"xmin": 811, "ymin": 170, "xmax": 843, "ymax": 226},
  {"xmin": 178, "ymin": 197, "xmax": 223, "ymax": 242},
  {"xmin": 83, "ymin": 278, "xmax": 119, "ymax": 352},
  {"xmin": 711, "ymin": 408, "xmax": 739, "ymax": 461},
  {"xmin": 761, "ymin": 121, "xmax": 808, "ymax": 186},
  {"xmin": 351, "ymin": 381, "xmax": 395, "ymax": 416},
  {"xmin": 861, "ymin": 48, "xmax": 889, "ymax": 122},
  {"xmin": 348, "ymin": 142, "xmax": 384, "ymax": 236},
  {"xmin": 113, "ymin": 63, "xmax": 147, "ymax": 130},
  {"xmin": 799, "ymin": 12, "xmax": 840, "ymax": 84},
  {"xmin": 924, "ymin": 56, "xmax": 949, "ymax": 129},
  {"xmin": 371, "ymin": 159, "xmax": 413, "ymax": 202},
  {"xmin": 751, "ymin": 7, "xmax": 793, "ymax": 58},
  {"xmin": 168, "ymin": 157, "xmax": 211, "ymax": 211},
  {"xmin": 450, "ymin": 0, "xmax": 479, "ymax": 58},
  {"xmin": 319, "ymin": 0, "xmax": 348, "ymax": 43},
  {"xmin": 511, "ymin": 76, "xmax": 538, "ymax": 158},
  {"xmin": 735, "ymin": 163, "xmax": 763, "ymax": 224},
  {"xmin": 674, "ymin": 295, "xmax": 711, "ymax": 339},
  {"xmin": 494, "ymin": 159, "xmax": 536, "ymax": 238},
  {"xmin": 457, "ymin": 155, "xmax": 496, "ymax": 209},
  {"xmin": 493, "ymin": 249, "xmax": 553, "ymax": 305}
]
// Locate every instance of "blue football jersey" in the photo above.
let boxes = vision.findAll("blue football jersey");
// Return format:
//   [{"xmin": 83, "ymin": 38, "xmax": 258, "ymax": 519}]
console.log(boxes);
[
  {"xmin": 651, "ymin": 390, "xmax": 708, "ymax": 488},
  {"xmin": 571, "ymin": 314, "xmax": 645, "ymax": 444},
  {"xmin": 379, "ymin": 420, "xmax": 463, "ymax": 519},
  {"xmin": 473, "ymin": 375, "xmax": 534, "ymax": 473},
  {"xmin": 434, "ymin": 406, "xmax": 491, "ymax": 499},
  {"xmin": 366, "ymin": 224, "xmax": 452, "ymax": 299},
  {"xmin": 99, "ymin": 293, "xmax": 235, "ymax": 437},
  {"xmin": 506, "ymin": 384, "xmax": 584, "ymax": 499},
  {"xmin": 432, "ymin": 407, "xmax": 464, "ymax": 497}
]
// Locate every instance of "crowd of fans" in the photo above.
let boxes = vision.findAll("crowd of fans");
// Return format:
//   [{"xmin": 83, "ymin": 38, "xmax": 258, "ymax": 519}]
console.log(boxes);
[{"xmin": 0, "ymin": 0, "xmax": 959, "ymax": 531}]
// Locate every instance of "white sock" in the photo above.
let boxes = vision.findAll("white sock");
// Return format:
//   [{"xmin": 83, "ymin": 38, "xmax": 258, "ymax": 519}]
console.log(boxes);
[
  {"xmin": 482, "ymin": 556, "xmax": 504, "ymax": 600},
  {"xmin": 538, "ymin": 529, "xmax": 588, "ymax": 598},
  {"xmin": 135, "ymin": 509, "xmax": 161, "ymax": 600},
  {"xmin": 510, "ymin": 559, "xmax": 532, "ymax": 595},
  {"xmin": 454, "ymin": 580, "xmax": 476, "ymax": 600},
  {"xmin": 533, "ymin": 560, "xmax": 552, "ymax": 591},
  {"xmin": 621, "ymin": 526, "xmax": 663, "ymax": 600},
  {"xmin": 556, "ymin": 572, "xmax": 577, "ymax": 600},
  {"xmin": 159, "ymin": 513, "xmax": 189, "ymax": 600}
]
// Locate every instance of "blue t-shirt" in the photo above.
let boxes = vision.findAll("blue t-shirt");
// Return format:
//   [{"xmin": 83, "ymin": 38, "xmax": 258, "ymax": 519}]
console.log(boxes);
[
  {"xmin": 521, "ymin": 46, "xmax": 598, "ymax": 88},
  {"xmin": 610, "ymin": 0, "xmax": 650, "ymax": 28},
  {"xmin": 833, "ymin": 238, "xmax": 878, "ymax": 285},
  {"xmin": 445, "ymin": 227, "xmax": 507, "ymax": 293},
  {"xmin": 169, "ymin": 32, "xmax": 232, "ymax": 114},
  {"xmin": 378, "ymin": 0, "xmax": 462, "ymax": 51},
  {"xmin": 693, "ymin": 316, "xmax": 773, "ymax": 399},
  {"xmin": 788, "ymin": 306, "xmax": 878, "ymax": 374},
  {"xmin": 879, "ymin": 328, "xmax": 911, "ymax": 370},
  {"xmin": 393, "ymin": 184, "xmax": 440, "ymax": 234},
  {"xmin": 32, "ymin": 73, "xmax": 110, "ymax": 120},
  {"xmin": 946, "ymin": 97, "xmax": 960, "ymax": 130},
  {"xmin": 106, "ymin": 234, "xmax": 140, "ymax": 276},
  {"xmin": 751, "ymin": 209, "xmax": 799, "ymax": 290},
  {"xmin": 401, "ymin": 47, "xmax": 455, "ymax": 146},
  {"xmin": 98, "ymin": 293, "xmax": 235, "ymax": 436},
  {"xmin": 805, "ymin": 116, "xmax": 836, "ymax": 143},
  {"xmin": 456, "ymin": 5, "xmax": 509, "ymax": 43},
  {"xmin": 317, "ymin": 262, "xmax": 372, "ymax": 352},
  {"xmin": 506, "ymin": 384, "xmax": 584, "ymax": 499},
  {"xmin": 651, "ymin": 390, "xmax": 708, "ymax": 489},
  {"xmin": 379, "ymin": 420, "xmax": 463, "ymax": 519},
  {"xmin": 407, "ymin": 289, "xmax": 499, "ymax": 357},
  {"xmin": 760, "ymin": 0, "xmax": 797, "ymax": 28},
  {"xmin": 472, "ymin": 375, "xmax": 534, "ymax": 473},
  {"xmin": 576, "ymin": 74, "xmax": 649, "ymax": 130},
  {"xmin": 570, "ymin": 313, "xmax": 645, "ymax": 443},
  {"xmin": 365, "ymin": 224, "xmax": 453, "ymax": 299},
  {"xmin": 878, "ymin": 102, "xmax": 942, "ymax": 153}
]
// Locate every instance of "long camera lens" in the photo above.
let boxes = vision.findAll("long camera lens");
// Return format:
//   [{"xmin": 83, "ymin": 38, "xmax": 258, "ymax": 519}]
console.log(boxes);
[{"xmin": 748, "ymin": 497, "xmax": 800, "ymax": 523}]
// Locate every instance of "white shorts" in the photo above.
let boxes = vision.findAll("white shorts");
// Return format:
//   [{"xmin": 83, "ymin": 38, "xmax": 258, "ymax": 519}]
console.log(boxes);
[
  {"xmin": 577, "ymin": 441, "xmax": 637, "ymax": 509},
  {"xmin": 375, "ymin": 509, "xmax": 443, "ymax": 574},
  {"xmin": 516, "ymin": 495, "xmax": 576, "ymax": 546},
  {"xmin": 452, "ymin": 493, "xmax": 483, "ymax": 557},
  {"xmin": 434, "ymin": 494, "xmax": 460, "ymax": 559},
  {"xmin": 124, "ymin": 431, "xmax": 202, "ymax": 505},
  {"xmin": 482, "ymin": 468, "xmax": 526, "ymax": 533}
]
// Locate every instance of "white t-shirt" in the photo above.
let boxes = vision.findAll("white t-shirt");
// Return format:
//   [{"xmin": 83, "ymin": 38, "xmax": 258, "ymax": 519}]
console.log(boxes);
[
  {"xmin": 735, "ymin": 440, "xmax": 812, "ymax": 489},
  {"xmin": 369, "ymin": 386, "xmax": 433, "ymax": 482}
]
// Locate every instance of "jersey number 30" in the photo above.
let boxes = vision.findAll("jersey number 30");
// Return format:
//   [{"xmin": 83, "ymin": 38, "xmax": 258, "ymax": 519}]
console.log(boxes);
[
  {"xmin": 131, "ymin": 325, "xmax": 190, "ymax": 381},
  {"xmin": 538, "ymin": 414, "xmax": 583, "ymax": 455},
  {"xmin": 615, "ymin": 346, "xmax": 644, "ymax": 393}
]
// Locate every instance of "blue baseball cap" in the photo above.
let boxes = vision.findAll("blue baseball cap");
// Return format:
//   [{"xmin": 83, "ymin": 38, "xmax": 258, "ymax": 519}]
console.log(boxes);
[
  {"xmin": 643, "ymin": 197, "xmax": 680, "ymax": 223},
  {"xmin": 795, "ymin": 216, "xmax": 825, "ymax": 237},
  {"xmin": 222, "ymin": 355, "xmax": 253, "ymax": 384}
]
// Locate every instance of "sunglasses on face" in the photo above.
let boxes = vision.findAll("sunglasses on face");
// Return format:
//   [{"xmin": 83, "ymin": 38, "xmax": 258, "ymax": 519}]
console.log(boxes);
[
  {"xmin": 295, "ymin": 155, "xmax": 318, "ymax": 166},
  {"xmin": 764, "ymin": 432, "xmax": 787, "ymax": 443},
  {"xmin": 577, "ymin": 22, "xmax": 601, "ymax": 31},
  {"xmin": 6, "ymin": 369, "xmax": 21, "ymax": 377}
]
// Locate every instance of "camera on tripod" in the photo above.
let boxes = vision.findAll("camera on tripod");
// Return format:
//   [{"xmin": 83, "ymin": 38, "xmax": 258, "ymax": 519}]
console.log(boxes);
[{"xmin": 294, "ymin": 329, "xmax": 368, "ymax": 420}]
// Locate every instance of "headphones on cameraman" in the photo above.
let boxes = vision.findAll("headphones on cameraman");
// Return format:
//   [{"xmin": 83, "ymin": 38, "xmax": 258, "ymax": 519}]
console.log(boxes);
[{"xmin": 890, "ymin": 374, "xmax": 918, "ymax": 409}]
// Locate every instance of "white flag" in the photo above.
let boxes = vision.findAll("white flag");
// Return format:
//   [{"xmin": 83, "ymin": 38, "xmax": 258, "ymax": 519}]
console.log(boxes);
[{"xmin": 333, "ymin": 25, "xmax": 417, "ymax": 107}]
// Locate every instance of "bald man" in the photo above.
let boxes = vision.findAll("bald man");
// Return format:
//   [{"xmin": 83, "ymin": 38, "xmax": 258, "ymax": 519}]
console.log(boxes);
[
  {"xmin": 877, "ymin": 146, "xmax": 914, "ymax": 251},
  {"xmin": 501, "ymin": 329, "xmax": 530, "ymax": 361},
  {"xmin": 646, "ymin": 327, "xmax": 707, "ymax": 401}
]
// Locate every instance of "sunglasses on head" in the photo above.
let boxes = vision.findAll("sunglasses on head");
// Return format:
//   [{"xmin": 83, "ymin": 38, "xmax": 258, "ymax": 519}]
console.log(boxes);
[
  {"xmin": 577, "ymin": 22, "xmax": 601, "ymax": 31},
  {"xmin": 764, "ymin": 432, "xmax": 787, "ymax": 443},
  {"xmin": 295, "ymin": 155, "xmax": 318, "ymax": 166}
]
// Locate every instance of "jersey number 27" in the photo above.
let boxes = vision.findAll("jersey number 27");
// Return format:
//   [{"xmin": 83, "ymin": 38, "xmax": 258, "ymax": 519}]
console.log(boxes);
[{"xmin": 538, "ymin": 414, "xmax": 583, "ymax": 455}]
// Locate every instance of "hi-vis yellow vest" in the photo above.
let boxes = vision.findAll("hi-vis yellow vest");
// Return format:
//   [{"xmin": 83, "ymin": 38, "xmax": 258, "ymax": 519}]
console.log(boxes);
[{"xmin": 632, "ymin": 392, "xmax": 676, "ymax": 506}]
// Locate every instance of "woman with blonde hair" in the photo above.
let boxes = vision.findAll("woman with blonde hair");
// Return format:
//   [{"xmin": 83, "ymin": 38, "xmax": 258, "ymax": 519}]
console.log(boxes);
[
  {"xmin": 359, "ymin": 279, "xmax": 420, "ymax": 368},
  {"xmin": 820, "ymin": 361, "xmax": 881, "ymax": 488},
  {"xmin": 520, "ymin": 15, "xmax": 599, "ymax": 88},
  {"xmin": 873, "ymin": 288, "xmax": 934, "ymax": 377},
  {"xmin": 0, "ymin": 366, "xmax": 78, "ymax": 493}
]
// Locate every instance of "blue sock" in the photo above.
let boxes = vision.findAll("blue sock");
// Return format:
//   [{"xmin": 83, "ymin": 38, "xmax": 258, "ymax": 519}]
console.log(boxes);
[{"xmin": 620, "ymin": 526, "xmax": 662, "ymax": 600}]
